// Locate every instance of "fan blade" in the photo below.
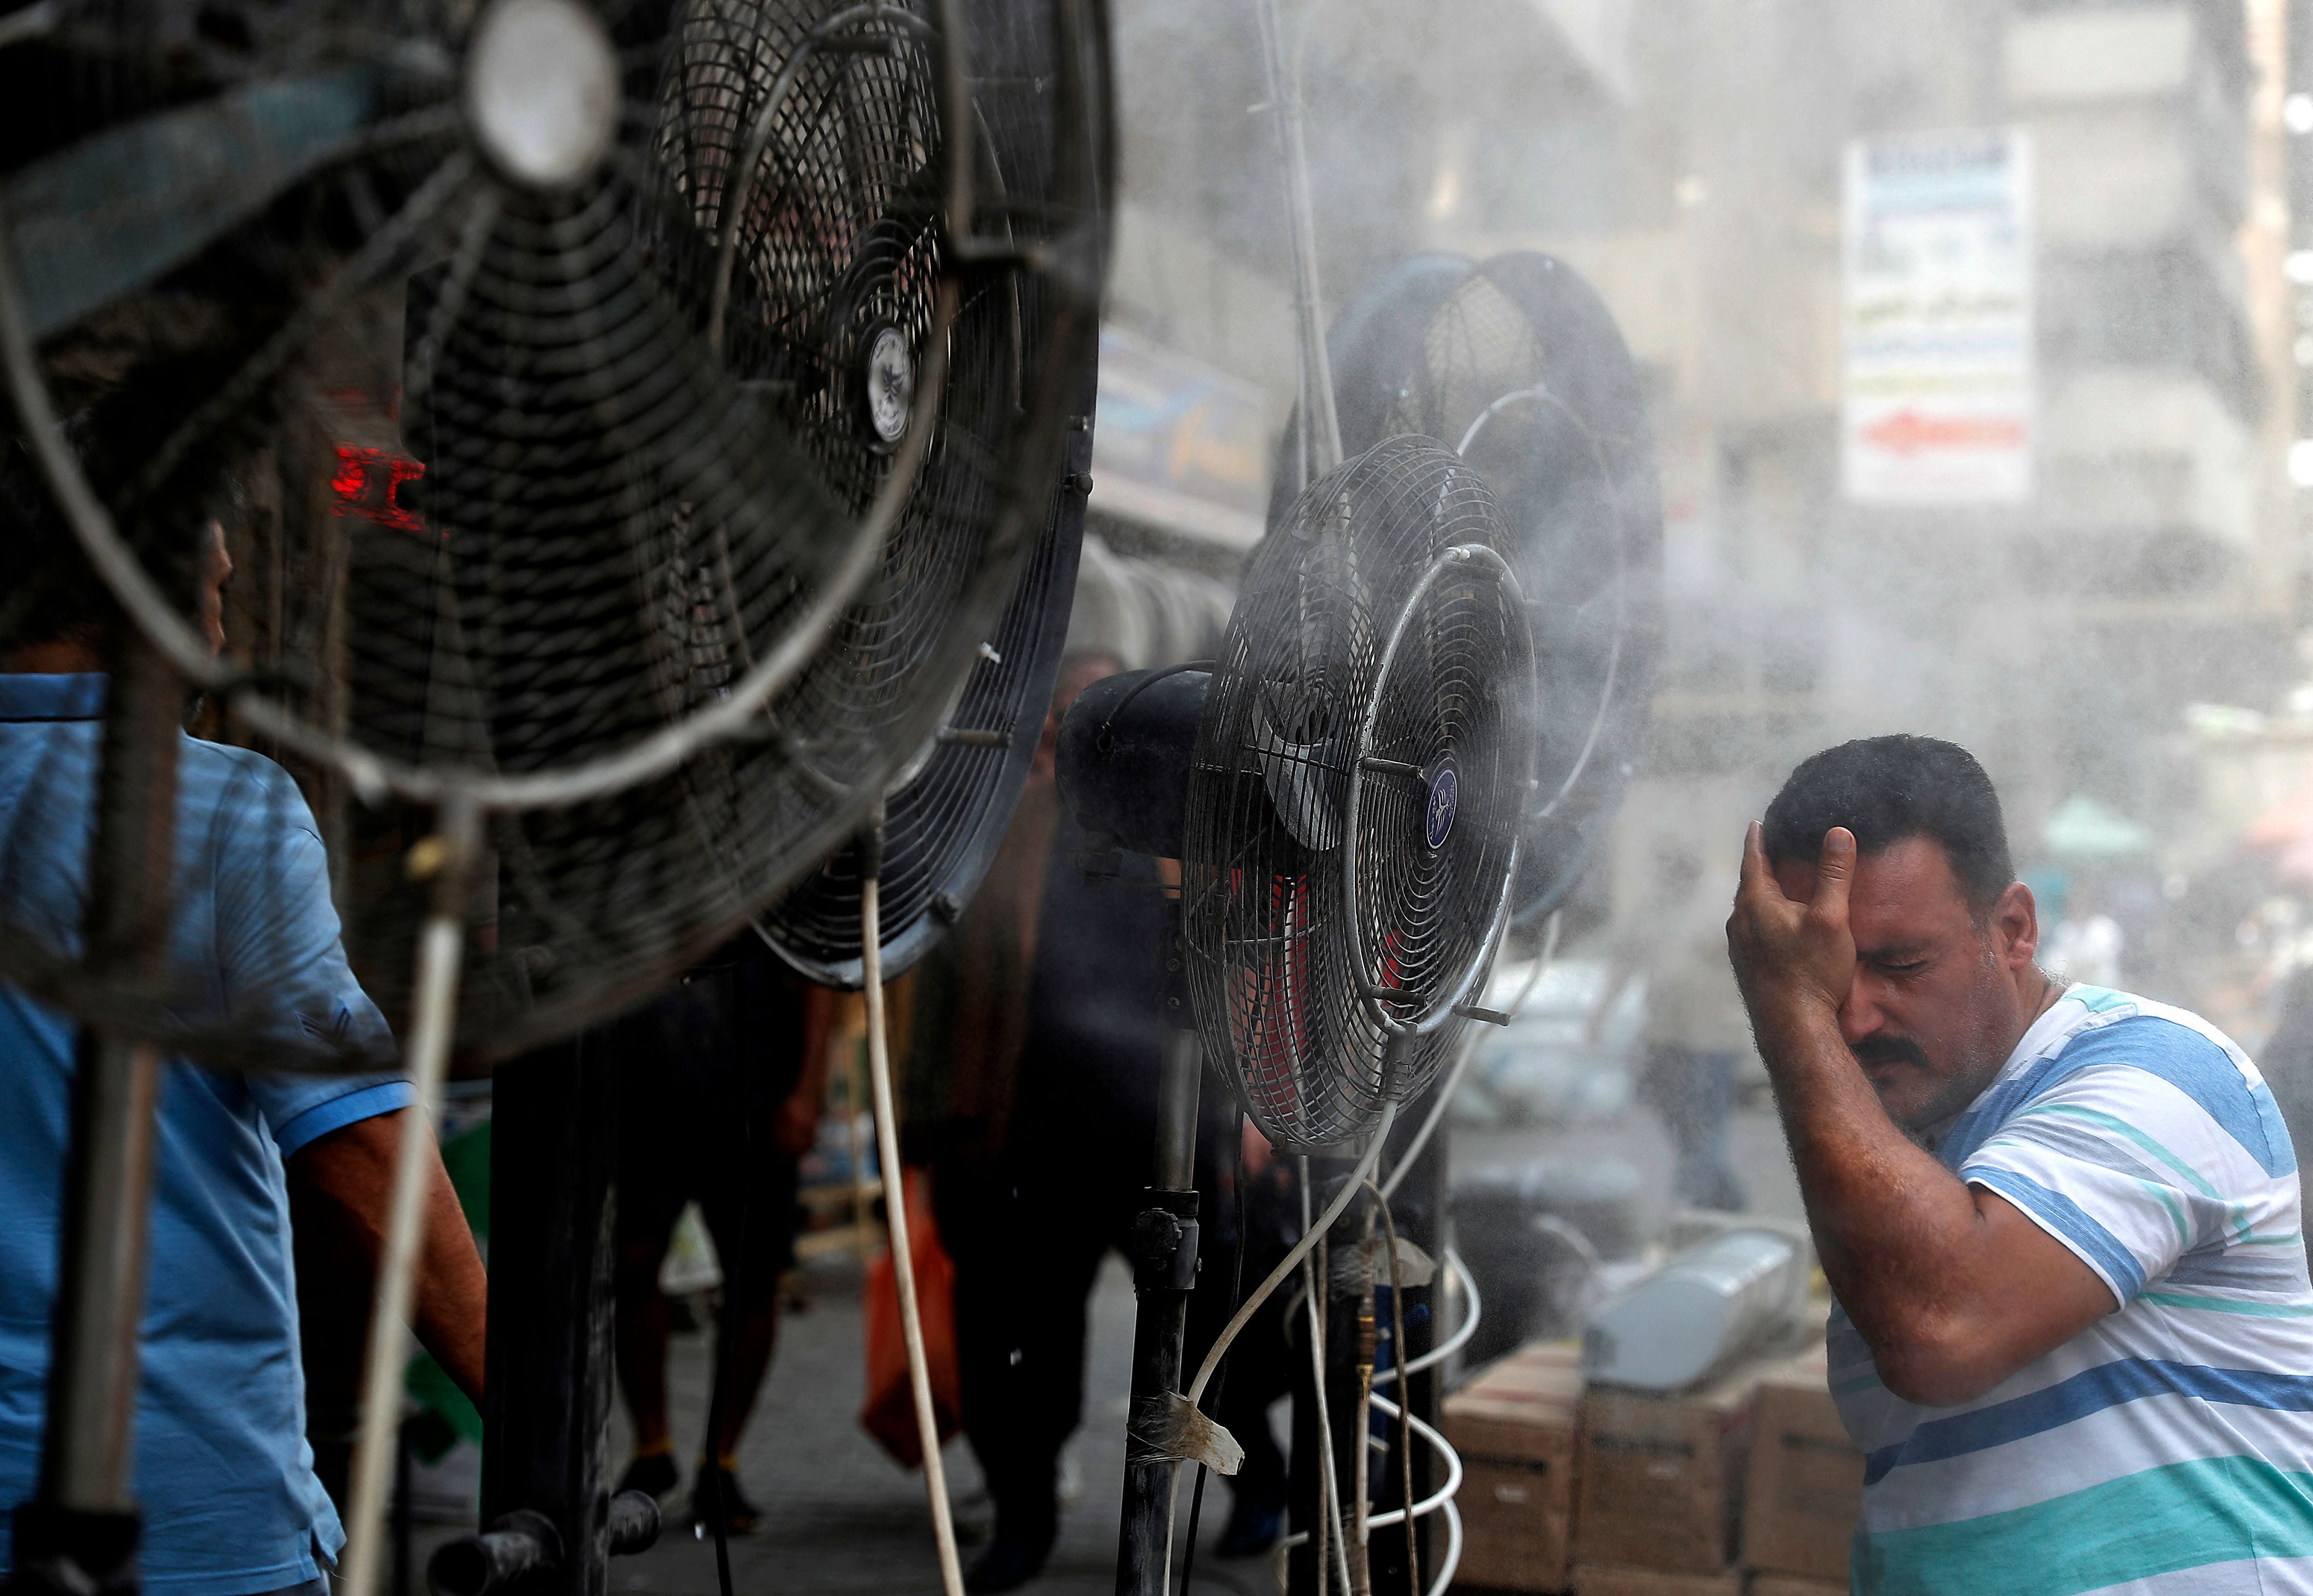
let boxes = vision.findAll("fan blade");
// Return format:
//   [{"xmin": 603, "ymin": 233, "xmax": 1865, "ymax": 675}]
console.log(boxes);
[{"xmin": 5, "ymin": 66, "xmax": 392, "ymax": 339}]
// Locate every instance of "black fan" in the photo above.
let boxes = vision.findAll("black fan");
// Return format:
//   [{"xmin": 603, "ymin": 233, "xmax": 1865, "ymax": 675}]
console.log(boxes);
[
  {"xmin": 1061, "ymin": 435, "xmax": 1535, "ymax": 1153},
  {"xmin": 1056, "ymin": 433, "xmax": 1535, "ymax": 1594},
  {"xmin": 1278, "ymin": 252, "xmax": 1662, "ymax": 924},
  {"xmin": 649, "ymin": 0, "xmax": 1106, "ymax": 990},
  {"xmin": 0, "ymin": 0, "xmax": 1107, "ymax": 1060},
  {"xmin": 1183, "ymin": 435, "xmax": 1534, "ymax": 1153},
  {"xmin": 0, "ymin": 7, "xmax": 1108, "ymax": 1596}
]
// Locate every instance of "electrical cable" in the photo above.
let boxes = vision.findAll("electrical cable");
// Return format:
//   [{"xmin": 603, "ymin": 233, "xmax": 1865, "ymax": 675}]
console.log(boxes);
[
  {"xmin": 1174, "ymin": 1107, "xmax": 1251, "ymax": 1596},
  {"xmin": 1376, "ymin": 912, "xmax": 1557, "ymax": 1205},
  {"xmin": 1184, "ymin": 1103, "xmax": 1397, "ymax": 1408},
  {"xmin": 1299, "ymin": 1162, "xmax": 1355, "ymax": 1596},
  {"xmin": 1272, "ymin": 1482, "xmax": 1463, "ymax": 1596},
  {"xmin": 1431, "ymin": 1500, "xmax": 1463, "ymax": 1596},
  {"xmin": 1163, "ymin": 1109, "xmax": 1396, "ymax": 1592},
  {"xmin": 339, "ymin": 789, "xmax": 478, "ymax": 1596},
  {"xmin": 1358, "ymin": 1397, "xmax": 1461, "ymax": 1530},
  {"xmin": 858, "ymin": 811, "xmax": 967, "ymax": 1596},
  {"xmin": 1372, "ymin": 1248, "xmax": 1480, "ymax": 1388}
]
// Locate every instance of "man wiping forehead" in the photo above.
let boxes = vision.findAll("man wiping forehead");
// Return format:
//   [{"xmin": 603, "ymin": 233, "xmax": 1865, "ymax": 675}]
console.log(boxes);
[{"xmin": 1728, "ymin": 735, "xmax": 2313, "ymax": 1596}]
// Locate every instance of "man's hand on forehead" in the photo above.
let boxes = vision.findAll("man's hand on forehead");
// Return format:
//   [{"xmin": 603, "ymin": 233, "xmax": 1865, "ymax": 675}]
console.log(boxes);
[{"xmin": 1727, "ymin": 822, "xmax": 1858, "ymax": 1036}]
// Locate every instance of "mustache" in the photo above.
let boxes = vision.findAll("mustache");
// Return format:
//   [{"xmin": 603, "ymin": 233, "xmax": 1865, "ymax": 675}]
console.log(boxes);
[{"xmin": 1851, "ymin": 1036, "xmax": 1931, "ymax": 1072}]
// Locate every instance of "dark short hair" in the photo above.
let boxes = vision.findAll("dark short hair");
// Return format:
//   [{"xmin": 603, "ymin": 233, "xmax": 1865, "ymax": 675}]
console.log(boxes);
[
  {"xmin": 0, "ymin": 423, "xmax": 118, "ymax": 649},
  {"xmin": 1763, "ymin": 735, "xmax": 2014, "ymax": 914},
  {"xmin": 1, "ymin": 396, "xmax": 215, "ymax": 653}
]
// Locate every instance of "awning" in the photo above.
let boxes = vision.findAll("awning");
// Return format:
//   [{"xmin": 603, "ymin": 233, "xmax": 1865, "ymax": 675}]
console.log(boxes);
[
  {"xmin": 1088, "ymin": 324, "xmax": 1271, "ymax": 551},
  {"xmin": 2042, "ymin": 795, "xmax": 2152, "ymax": 858}
]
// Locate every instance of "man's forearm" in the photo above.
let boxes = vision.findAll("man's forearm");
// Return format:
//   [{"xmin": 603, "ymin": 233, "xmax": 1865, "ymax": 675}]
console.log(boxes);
[
  {"xmin": 1756, "ymin": 999, "xmax": 1989, "ymax": 1361},
  {"xmin": 289, "ymin": 1110, "xmax": 488, "ymax": 1402},
  {"xmin": 1729, "ymin": 824, "xmax": 2114, "ymax": 1403},
  {"xmin": 408, "ymin": 1151, "xmax": 488, "ymax": 1404},
  {"xmin": 797, "ymin": 983, "xmax": 838, "ymax": 1108}
]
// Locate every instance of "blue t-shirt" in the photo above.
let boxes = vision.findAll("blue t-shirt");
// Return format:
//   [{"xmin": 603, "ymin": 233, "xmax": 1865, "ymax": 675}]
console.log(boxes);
[
  {"xmin": 0, "ymin": 673, "xmax": 407, "ymax": 1596},
  {"xmin": 1832, "ymin": 987, "xmax": 2313, "ymax": 1595}
]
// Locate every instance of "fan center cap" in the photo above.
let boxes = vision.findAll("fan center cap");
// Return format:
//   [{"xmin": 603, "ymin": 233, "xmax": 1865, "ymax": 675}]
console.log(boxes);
[
  {"xmin": 1423, "ymin": 757, "xmax": 1458, "ymax": 850},
  {"xmin": 864, "ymin": 325, "xmax": 915, "ymax": 446},
  {"xmin": 465, "ymin": 0, "xmax": 621, "ymax": 191}
]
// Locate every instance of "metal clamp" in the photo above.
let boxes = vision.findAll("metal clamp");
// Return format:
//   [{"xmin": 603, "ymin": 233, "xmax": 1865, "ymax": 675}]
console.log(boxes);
[
  {"xmin": 1127, "ymin": 1189, "xmax": 1201, "ymax": 1291},
  {"xmin": 428, "ymin": 1509, "xmax": 561, "ymax": 1596},
  {"xmin": 428, "ymin": 1494, "xmax": 659, "ymax": 1596}
]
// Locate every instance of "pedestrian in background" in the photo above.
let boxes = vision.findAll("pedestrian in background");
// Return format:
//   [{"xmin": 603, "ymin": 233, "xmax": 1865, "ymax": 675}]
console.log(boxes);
[
  {"xmin": 913, "ymin": 652, "xmax": 1293, "ymax": 1593},
  {"xmin": 1590, "ymin": 839, "xmax": 1751, "ymax": 1212},
  {"xmin": 609, "ymin": 938, "xmax": 835, "ymax": 1534},
  {"xmin": 0, "ymin": 448, "xmax": 486, "ymax": 1596}
]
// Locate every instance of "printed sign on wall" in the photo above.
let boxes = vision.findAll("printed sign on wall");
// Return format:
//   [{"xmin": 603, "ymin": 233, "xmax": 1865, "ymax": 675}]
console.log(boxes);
[
  {"xmin": 1842, "ymin": 128, "xmax": 2034, "ymax": 504},
  {"xmin": 1090, "ymin": 325, "xmax": 1272, "ymax": 548}
]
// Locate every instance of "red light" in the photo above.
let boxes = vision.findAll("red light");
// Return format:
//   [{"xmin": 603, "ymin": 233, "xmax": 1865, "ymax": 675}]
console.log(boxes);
[
  {"xmin": 329, "ymin": 442, "xmax": 428, "ymax": 533},
  {"xmin": 328, "ymin": 447, "xmax": 367, "ymax": 501}
]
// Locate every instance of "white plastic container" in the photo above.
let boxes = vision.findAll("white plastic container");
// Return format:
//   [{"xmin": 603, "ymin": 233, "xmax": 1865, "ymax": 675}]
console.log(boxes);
[{"xmin": 1581, "ymin": 1228, "xmax": 1806, "ymax": 1390}]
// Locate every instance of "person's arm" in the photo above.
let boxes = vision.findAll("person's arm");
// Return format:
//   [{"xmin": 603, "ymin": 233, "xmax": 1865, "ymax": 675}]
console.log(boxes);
[
  {"xmin": 288, "ymin": 1110, "xmax": 488, "ymax": 1403},
  {"xmin": 1725, "ymin": 824, "xmax": 2109, "ymax": 1405},
  {"xmin": 1583, "ymin": 952, "xmax": 1640, "ymax": 1048},
  {"xmin": 210, "ymin": 764, "xmax": 485, "ymax": 1394},
  {"xmin": 773, "ymin": 983, "xmax": 842, "ymax": 1156}
]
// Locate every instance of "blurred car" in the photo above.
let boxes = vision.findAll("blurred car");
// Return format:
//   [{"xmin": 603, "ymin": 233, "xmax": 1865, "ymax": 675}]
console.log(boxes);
[{"xmin": 1449, "ymin": 955, "xmax": 1645, "ymax": 1128}]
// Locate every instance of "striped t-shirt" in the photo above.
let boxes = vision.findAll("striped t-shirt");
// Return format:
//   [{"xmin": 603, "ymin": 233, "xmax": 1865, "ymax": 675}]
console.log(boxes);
[{"xmin": 1829, "ymin": 986, "xmax": 2313, "ymax": 1595}]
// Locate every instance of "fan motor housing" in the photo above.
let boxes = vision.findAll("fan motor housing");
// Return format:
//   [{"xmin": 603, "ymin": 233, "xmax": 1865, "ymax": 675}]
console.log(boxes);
[{"xmin": 1055, "ymin": 666, "xmax": 1212, "ymax": 859}]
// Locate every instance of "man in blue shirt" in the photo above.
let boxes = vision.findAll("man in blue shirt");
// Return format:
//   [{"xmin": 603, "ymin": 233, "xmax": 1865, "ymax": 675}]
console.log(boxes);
[
  {"xmin": 1730, "ymin": 737, "xmax": 2313, "ymax": 1594},
  {"xmin": 1, "ymin": 507, "xmax": 488, "ymax": 1596}
]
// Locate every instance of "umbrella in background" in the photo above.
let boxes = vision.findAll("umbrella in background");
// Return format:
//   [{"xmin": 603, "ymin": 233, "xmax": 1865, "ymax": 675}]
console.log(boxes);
[
  {"xmin": 2250, "ymin": 785, "xmax": 2313, "ymax": 852},
  {"xmin": 2243, "ymin": 783, "xmax": 2313, "ymax": 886},
  {"xmin": 2043, "ymin": 796, "xmax": 2153, "ymax": 860}
]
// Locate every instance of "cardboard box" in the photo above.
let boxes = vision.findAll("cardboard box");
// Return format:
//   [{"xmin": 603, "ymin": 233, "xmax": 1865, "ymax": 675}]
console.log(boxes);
[
  {"xmin": 1739, "ymin": 1345, "xmax": 1862, "ymax": 1583},
  {"xmin": 1745, "ymin": 1577, "xmax": 1846, "ymax": 1596},
  {"xmin": 1443, "ymin": 1341, "xmax": 1585, "ymax": 1592},
  {"xmin": 1571, "ymin": 1566, "xmax": 1742, "ymax": 1595},
  {"xmin": 1572, "ymin": 1361, "xmax": 1758, "ymax": 1574}
]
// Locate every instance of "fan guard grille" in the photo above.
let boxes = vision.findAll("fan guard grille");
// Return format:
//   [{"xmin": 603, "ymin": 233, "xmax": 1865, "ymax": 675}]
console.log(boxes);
[
  {"xmin": 1183, "ymin": 436, "xmax": 1533, "ymax": 1153},
  {"xmin": 1295, "ymin": 253, "xmax": 1663, "ymax": 925},
  {"xmin": 0, "ymin": 0, "xmax": 1105, "ymax": 1064}
]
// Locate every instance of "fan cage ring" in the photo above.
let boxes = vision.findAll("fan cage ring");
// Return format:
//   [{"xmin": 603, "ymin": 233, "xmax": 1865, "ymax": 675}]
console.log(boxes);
[
  {"xmin": 0, "ymin": 263, "xmax": 960, "ymax": 815},
  {"xmin": 1342, "ymin": 540, "xmax": 1534, "ymax": 1049},
  {"xmin": 700, "ymin": 0, "xmax": 947, "ymax": 359},
  {"xmin": 1454, "ymin": 382, "xmax": 1631, "ymax": 831}
]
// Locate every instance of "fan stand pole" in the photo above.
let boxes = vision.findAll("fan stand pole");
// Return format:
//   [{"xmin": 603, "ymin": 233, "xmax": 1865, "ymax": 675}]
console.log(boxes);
[
  {"xmin": 857, "ymin": 805, "xmax": 967, "ymax": 1596},
  {"xmin": 340, "ymin": 786, "xmax": 481, "ymax": 1596},
  {"xmin": 1350, "ymin": 1208, "xmax": 1376, "ymax": 1596},
  {"xmin": 1113, "ymin": 898, "xmax": 1204, "ymax": 1596},
  {"xmin": 16, "ymin": 636, "xmax": 183, "ymax": 1596}
]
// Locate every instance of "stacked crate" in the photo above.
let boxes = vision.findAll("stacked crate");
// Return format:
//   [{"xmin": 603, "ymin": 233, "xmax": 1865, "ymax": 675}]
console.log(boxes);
[{"xmin": 1442, "ymin": 1335, "xmax": 1862, "ymax": 1594}]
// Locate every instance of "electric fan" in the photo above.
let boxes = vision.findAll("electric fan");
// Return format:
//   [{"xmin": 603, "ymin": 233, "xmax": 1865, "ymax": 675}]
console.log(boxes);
[
  {"xmin": 1056, "ymin": 432, "xmax": 1535, "ymax": 1593},
  {"xmin": 0, "ymin": 5, "xmax": 1107, "ymax": 1596},
  {"xmin": 0, "ymin": 0, "xmax": 1107, "ymax": 1064},
  {"xmin": 668, "ymin": 0, "xmax": 1104, "ymax": 991},
  {"xmin": 1277, "ymin": 251, "xmax": 1663, "ymax": 923},
  {"xmin": 1183, "ymin": 434, "xmax": 1534, "ymax": 1154}
]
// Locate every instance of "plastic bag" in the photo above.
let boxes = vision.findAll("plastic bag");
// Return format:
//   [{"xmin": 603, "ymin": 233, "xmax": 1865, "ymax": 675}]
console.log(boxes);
[{"xmin": 859, "ymin": 1167, "xmax": 962, "ymax": 1467}]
